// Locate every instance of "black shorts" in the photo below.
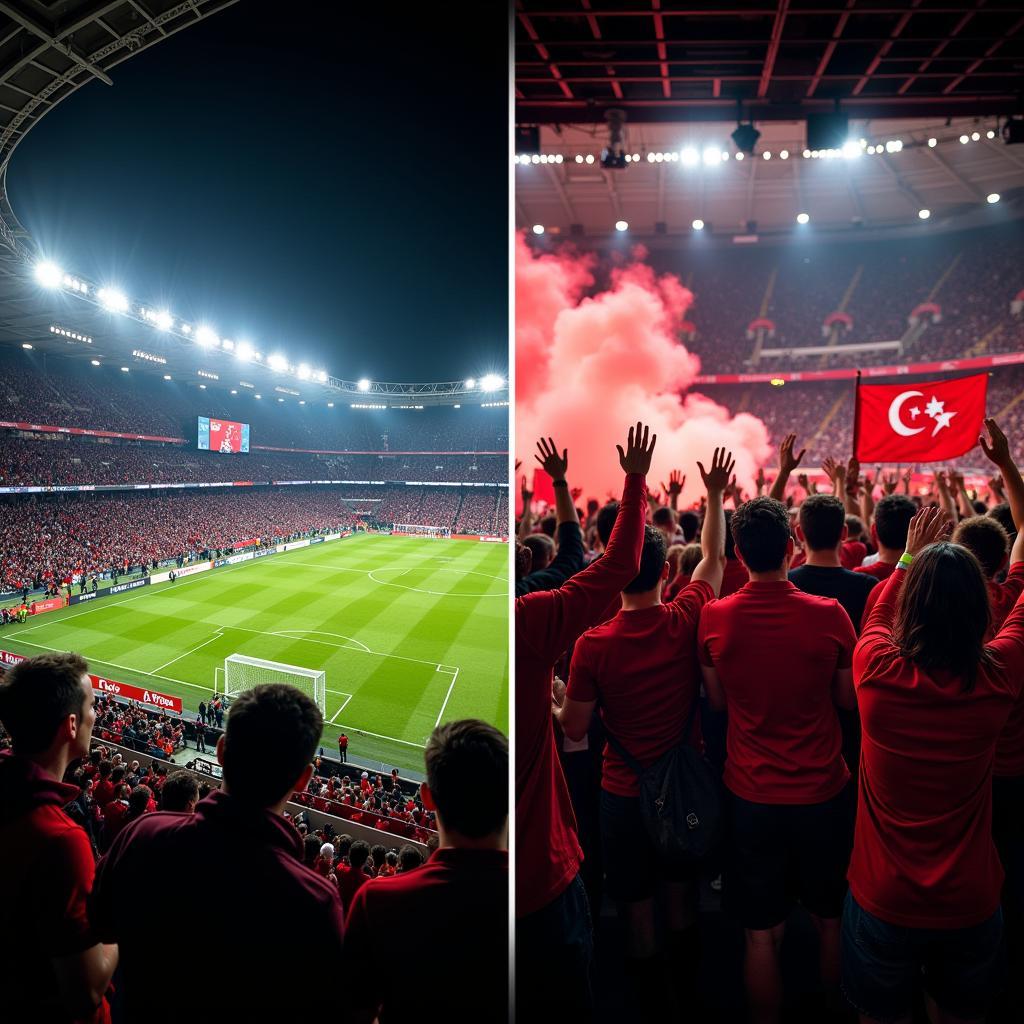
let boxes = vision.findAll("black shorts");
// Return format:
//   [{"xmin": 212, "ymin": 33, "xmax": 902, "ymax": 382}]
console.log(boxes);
[
  {"xmin": 723, "ymin": 785, "xmax": 854, "ymax": 930},
  {"xmin": 600, "ymin": 788, "xmax": 696, "ymax": 902}
]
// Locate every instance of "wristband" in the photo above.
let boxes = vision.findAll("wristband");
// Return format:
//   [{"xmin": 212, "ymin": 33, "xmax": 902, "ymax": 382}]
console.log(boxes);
[
  {"xmin": 552, "ymin": 479, "xmax": 569, "ymax": 489},
  {"xmin": 897, "ymin": 552, "xmax": 913, "ymax": 569}
]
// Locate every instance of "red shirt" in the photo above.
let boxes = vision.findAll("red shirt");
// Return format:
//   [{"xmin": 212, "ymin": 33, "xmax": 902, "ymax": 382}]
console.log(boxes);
[
  {"xmin": 841, "ymin": 541, "xmax": 867, "ymax": 570},
  {"xmin": 854, "ymin": 559, "xmax": 897, "ymax": 582},
  {"xmin": 0, "ymin": 753, "xmax": 109, "ymax": 1024},
  {"xmin": 337, "ymin": 866, "xmax": 369, "ymax": 915},
  {"xmin": 94, "ymin": 779, "xmax": 115, "ymax": 808},
  {"xmin": 568, "ymin": 581, "xmax": 715, "ymax": 797},
  {"xmin": 850, "ymin": 569, "xmax": 1024, "ymax": 928},
  {"xmin": 515, "ymin": 472, "xmax": 646, "ymax": 917},
  {"xmin": 995, "ymin": 565, "xmax": 1024, "ymax": 776},
  {"xmin": 699, "ymin": 581, "xmax": 856, "ymax": 804},
  {"xmin": 342, "ymin": 849, "xmax": 507, "ymax": 1024},
  {"xmin": 719, "ymin": 558, "xmax": 748, "ymax": 597}
]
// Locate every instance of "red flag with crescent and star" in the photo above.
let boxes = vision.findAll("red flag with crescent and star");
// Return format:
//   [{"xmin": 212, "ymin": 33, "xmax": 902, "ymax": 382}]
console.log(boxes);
[{"xmin": 854, "ymin": 373, "xmax": 988, "ymax": 462}]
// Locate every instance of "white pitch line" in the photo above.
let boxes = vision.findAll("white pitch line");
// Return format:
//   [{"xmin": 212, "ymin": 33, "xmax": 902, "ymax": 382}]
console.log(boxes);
[
  {"xmin": 434, "ymin": 666, "xmax": 460, "ymax": 727},
  {"xmin": 150, "ymin": 629, "xmax": 224, "ymax": 674},
  {"xmin": 328, "ymin": 692, "xmax": 354, "ymax": 724},
  {"xmin": 330, "ymin": 726, "xmax": 425, "ymax": 750}
]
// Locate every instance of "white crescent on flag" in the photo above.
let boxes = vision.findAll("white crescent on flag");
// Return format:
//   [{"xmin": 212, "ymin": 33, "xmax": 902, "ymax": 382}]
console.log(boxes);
[{"xmin": 888, "ymin": 390, "xmax": 925, "ymax": 437}]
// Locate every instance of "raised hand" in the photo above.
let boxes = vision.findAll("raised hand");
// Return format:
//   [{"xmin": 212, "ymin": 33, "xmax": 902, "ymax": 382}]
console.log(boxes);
[
  {"xmin": 934, "ymin": 469, "xmax": 949, "ymax": 492},
  {"xmin": 821, "ymin": 457, "xmax": 843, "ymax": 486},
  {"xmin": 521, "ymin": 475, "xmax": 533, "ymax": 503},
  {"xmin": 661, "ymin": 469, "xmax": 685, "ymax": 497},
  {"xmin": 796, "ymin": 472, "xmax": 811, "ymax": 494},
  {"xmin": 882, "ymin": 470, "xmax": 899, "ymax": 495},
  {"xmin": 534, "ymin": 437, "xmax": 568, "ymax": 482},
  {"xmin": 846, "ymin": 456, "xmax": 861, "ymax": 493},
  {"xmin": 570, "ymin": 485, "xmax": 583, "ymax": 502},
  {"xmin": 755, "ymin": 467, "xmax": 767, "ymax": 494},
  {"xmin": 980, "ymin": 418, "xmax": 1012, "ymax": 468},
  {"xmin": 617, "ymin": 422, "xmax": 657, "ymax": 476},
  {"xmin": 779, "ymin": 433, "xmax": 806, "ymax": 475},
  {"xmin": 905, "ymin": 505, "xmax": 951, "ymax": 556},
  {"xmin": 697, "ymin": 447, "xmax": 736, "ymax": 494}
]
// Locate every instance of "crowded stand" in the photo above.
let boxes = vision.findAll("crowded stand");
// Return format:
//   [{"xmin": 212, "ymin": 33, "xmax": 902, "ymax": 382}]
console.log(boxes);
[{"xmin": 516, "ymin": 419, "xmax": 1024, "ymax": 1023}]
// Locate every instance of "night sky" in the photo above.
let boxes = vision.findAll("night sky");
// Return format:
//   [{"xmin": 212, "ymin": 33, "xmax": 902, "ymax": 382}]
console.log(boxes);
[{"xmin": 8, "ymin": 1, "xmax": 508, "ymax": 383}]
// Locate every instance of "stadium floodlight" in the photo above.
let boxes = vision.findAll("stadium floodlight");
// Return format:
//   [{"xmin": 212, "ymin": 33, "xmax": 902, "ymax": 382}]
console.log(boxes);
[
  {"xmin": 230, "ymin": 389, "xmax": 237, "ymax": 394},
  {"xmin": 971, "ymin": 131, "xmax": 980, "ymax": 142},
  {"xmin": 796, "ymin": 212, "xmax": 810, "ymax": 224},
  {"xmin": 615, "ymin": 220, "xmax": 628, "ymax": 232},
  {"xmin": 34, "ymin": 260, "xmax": 63, "ymax": 288},
  {"xmin": 357, "ymin": 378, "xmax": 371, "ymax": 391},
  {"xmin": 163, "ymin": 374, "xmax": 172, "ymax": 380},
  {"xmin": 221, "ymin": 338, "xmax": 235, "ymax": 352},
  {"xmin": 987, "ymin": 130, "xmax": 996, "ymax": 140},
  {"xmin": 21, "ymin": 343, "xmax": 32, "ymax": 350},
  {"xmin": 780, "ymin": 150, "xmax": 789, "ymax": 160},
  {"xmin": 987, "ymin": 193, "xmax": 1000, "ymax": 204},
  {"xmin": 316, "ymin": 370, "xmax": 328, "ymax": 383},
  {"xmin": 928, "ymin": 137, "xmax": 937, "ymax": 147},
  {"xmin": 918, "ymin": 209, "xmax": 931, "ymax": 220},
  {"xmin": 702, "ymin": 148, "xmax": 721, "ymax": 165},
  {"xmin": 297, "ymin": 363, "xmax": 311, "ymax": 380},
  {"xmin": 327, "ymin": 401, "xmax": 334, "ymax": 407},
  {"xmin": 692, "ymin": 219, "xmax": 705, "ymax": 231},
  {"xmin": 120, "ymin": 366, "xmax": 129, "ymax": 372},
  {"xmin": 960, "ymin": 134, "xmax": 969, "ymax": 144},
  {"xmin": 465, "ymin": 378, "xmax": 476, "ymax": 389},
  {"xmin": 762, "ymin": 151, "xmax": 771, "ymax": 160},
  {"xmin": 153, "ymin": 310, "xmax": 173, "ymax": 331},
  {"xmin": 235, "ymin": 340, "xmax": 254, "ymax": 362},
  {"xmin": 680, "ymin": 148, "xmax": 698, "ymax": 167},
  {"xmin": 480, "ymin": 373, "xmax": 504, "ymax": 392},
  {"xmin": 98, "ymin": 287, "xmax": 129, "ymax": 314},
  {"xmin": 91, "ymin": 359, "xmax": 100, "ymax": 366},
  {"xmin": 195, "ymin": 325, "xmax": 218, "ymax": 348},
  {"xmin": 267, "ymin": 352, "xmax": 288, "ymax": 372},
  {"xmin": 735, "ymin": 152, "xmax": 744, "ymax": 161},
  {"xmin": 841, "ymin": 141, "xmax": 861, "ymax": 159},
  {"xmin": 254, "ymin": 393, "xmax": 261, "ymax": 399},
  {"xmin": 532, "ymin": 224, "xmax": 545, "ymax": 235}
]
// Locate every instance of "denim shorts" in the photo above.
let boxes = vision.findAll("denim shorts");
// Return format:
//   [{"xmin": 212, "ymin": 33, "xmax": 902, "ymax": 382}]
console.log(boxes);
[{"xmin": 841, "ymin": 890, "xmax": 1004, "ymax": 1023}]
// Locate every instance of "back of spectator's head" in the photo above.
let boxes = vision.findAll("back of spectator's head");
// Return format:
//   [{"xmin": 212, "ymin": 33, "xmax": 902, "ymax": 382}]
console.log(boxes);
[
  {"xmin": 98, "ymin": 759, "xmax": 113, "ymax": 779},
  {"xmin": 336, "ymin": 834, "xmax": 352, "ymax": 859},
  {"xmin": 680, "ymin": 543, "xmax": 703, "ymax": 576},
  {"xmin": 953, "ymin": 515, "xmax": 1009, "ymax": 579},
  {"xmin": 111, "ymin": 766, "xmax": 125, "ymax": 784},
  {"xmin": 989, "ymin": 502, "xmax": 1016, "ymax": 541},
  {"xmin": 160, "ymin": 770, "xmax": 199, "ymax": 812},
  {"xmin": 398, "ymin": 844, "xmax": 423, "ymax": 872},
  {"xmin": 873, "ymin": 494, "xmax": 917, "ymax": 551},
  {"xmin": 731, "ymin": 498, "xmax": 792, "ymax": 572},
  {"xmin": 423, "ymin": 719, "xmax": 508, "ymax": 840},
  {"xmin": 385, "ymin": 850, "xmax": 398, "ymax": 869},
  {"xmin": 127, "ymin": 784, "xmax": 152, "ymax": 818},
  {"xmin": 349, "ymin": 840, "xmax": 371, "ymax": 869},
  {"xmin": 539, "ymin": 515, "xmax": 557, "ymax": 538},
  {"xmin": 798, "ymin": 494, "xmax": 847, "ymax": 552},
  {"xmin": 679, "ymin": 510, "xmax": 700, "ymax": 543},
  {"xmin": 586, "ymin": 499, "xmax": 599, "ymax": 516},
  {"xmin": 596, "ymin": 501, "xmax": 620, "ymax": 547},
  {"xmin": 370, "ymin": 843, "xmax": 387, "ymax": 870},
  {"xmin": 0, "ymin": 652, "xmax": 92, "ymax": 758},
  {"xmin": 219, "ymin": 684, "xmax": 322, "ymax": 807},
  {"xmin": 319, "ymin": 842, "xmax": 335, "ymax": 863},
  {"xmin": 515, "ymin": 543, "xmax": 531, "ymax": 581},
  {"xmin": 846, "ymin": 515, "xmax": 866, "ymax": 541},
  {"xmin": 522, "ymin": 533, "xmax": 555, "ymax": 573},
  {"xmin": 652, "ymin": 506, "xmax": 677, "ymax": 533},
  {"xmin": 973, "ymin": 500, "xmax": 987, "ymax": 516},
  {"xmin": 302, "ymin": 834, "xmax": 321, "ymax": 866},
  {"xmin": 624, "ymin": 525, "xmax": 668, "ymax": 594}
]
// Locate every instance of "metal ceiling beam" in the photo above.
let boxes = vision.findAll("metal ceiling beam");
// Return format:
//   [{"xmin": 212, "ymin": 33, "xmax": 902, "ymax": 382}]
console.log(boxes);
[
  {"xmin": 942, "ymin": 14, "xmax": 1024, "ymax": 95},
  {"xmin": 651, "ymin": 0, "xmax": 670, "ymax": 99},
  {"xmin": 517, "ymin": 10, "xmax": 574, "ymax": 100},
  {"xmin": 896, "ymin": 2, "xmax": 980, "ymax": 95},
  {"xmin": 925, "ymin": 145, "xmax": 983, "ymax": 200},
  {"xmin": 758, "ymin": 0, "xmax": 789, "ymax": 99},
  {"xmin": 0, "ymin": 3, "xmax": 113, "ymax": 86},
  {"xmin": 851, "ymin": 0, "xmax": 921, "ymax": 97},
  {"xmin": 806, "ymin": 0, "xmax": 854, "ymax": 98}
]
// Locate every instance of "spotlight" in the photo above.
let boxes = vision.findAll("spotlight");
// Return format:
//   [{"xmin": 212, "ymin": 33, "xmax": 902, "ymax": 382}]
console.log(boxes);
[
  {"xmin": 680, "ymin": 148, "xmax": 698, "ymax": 167},
  {"xmin": 692, "ymin": 219, "xmax": 705, "ymax": 231},
  {"xmin": 327, "ymin": 402, "xmax": 334, "ymax": 408},
  {"xmin": 918, "ymin": 209, "xmax": 931, "ymax": 220},
  {"xmin": 841, "ymin": 141, "xmax": 861, "ymax": 159},
  {"xmin": 780, "ymin": 150, "xmax": 789, "ymax": 160},
  {"xmin": 960, "ymin": 134, "xmax": 969, "ymax": 144},
  {"xmin": 230, "ymin": 389, "xmax": 237, "ymax": 394},
  {"xmin": 928, "ymin": 138, "xmax": 937, "ymax": 147},
  {"xmin": 98, "ymin": 288, "xmax": 129, "ymax": 313},
  {"xmin": 480, "ymin": 373, "xmax": 504, "ymax": 392},
  {"xmin": 796, "ymin": 212, "xmax": 810, "ymax": 224},
  {"xmin": 735, "ymin": 152, "xmax": 745, "ymax": 161},
  {"xmin": 254, "ymin": 394, "xmax": 261, "ymax": 399},
  {"xmin": 120, "ymin": 366, "xmax": 129, "ymax": 372},
  {"xmin": 297, "ymin": 363, "xmax": 311, "ymax": 380},
  {"xmin": 971, "ymin": 131, "xmax": 980, "ymax": 141},
  {"xmin": 802, "ymin": 149, "xmax": 811, "ymax": 158},
  {"xmin": 532, "ymin": 224, "xmax": 545, "ymax": 235},
  {"xmin": 195, "ymin": 325, "xmax": 218, "ymax": 347},
  {"xmin": 465, "ymin": 378, "xmax": 476, "ymax": 389},
  {"xmin": 34, "ymin": 261, "xmax": 63, "ymax": 288},
  {"xmin": 575, "ymin": 154, "xmax": 583, "ymax": 164},
  {"xmin": 702, "ymin": 148, "xmax": 721, "ymax": 165},
  {"xmin": 762, "ymin": 151, "xmax": 771, "ymax": 160},
  {"xmin": 615, "ymin": 220, "xmax": 629, "ymax": 232},
  {"xmin": 987, "ymin": 193, "xmax": 1000, "ymax": 204},
  {"xmin": 357, "ymin": 378, "xmax": 371, "ymax": 391},
  {"xmin": 987, "ymin": 130, "xmax": 996, "ymax": 140},
  {"xmin": 316, "ymin": 370, "xmax": 328, "ymax": 383},
  {"xmin": 153, "ymin": 310, "xmax": 173, "ymax": 331},
  {"xmin": 585, "ymin": 154, "xmax": 595, "ymax": 164},
  {"xmin": 731, "ymin": 122, "xmax": 761, "ymax": 156},
  {"xmin": 236, "ymin": 341, "xmax": 254, "ymax": 362},
  {"xmin": 268, "ymin": 353, "xmax": 288, "ymax": 372},
  {"xmin": 21, "ymin": 343, "xmax": 32, "ymax": 350}
]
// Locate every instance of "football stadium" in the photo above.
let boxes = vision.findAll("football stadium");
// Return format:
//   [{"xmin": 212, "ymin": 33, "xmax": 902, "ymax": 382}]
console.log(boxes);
[
  {"xmin": 0, "ymin": 6, "xmax": 510, "ymax": 1016},
  {"xmin": 516, "ymin": 4, "xmax": 1024, "ymax": 1023}
]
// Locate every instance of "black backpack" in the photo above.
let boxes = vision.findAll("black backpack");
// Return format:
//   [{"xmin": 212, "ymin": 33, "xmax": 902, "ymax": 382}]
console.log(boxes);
[{"xmin": 604, "ymin": 691, "xmax": 722, "ymax": 865}]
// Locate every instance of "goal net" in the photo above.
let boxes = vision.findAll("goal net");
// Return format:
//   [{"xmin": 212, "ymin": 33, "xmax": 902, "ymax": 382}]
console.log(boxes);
[
  {"xmin": 393, "ymin": 523, "xmax": 450, "ymax": 538},
  {"xmin": 221, "ymin": 654, "xmax": 326, "ymax": 716}
]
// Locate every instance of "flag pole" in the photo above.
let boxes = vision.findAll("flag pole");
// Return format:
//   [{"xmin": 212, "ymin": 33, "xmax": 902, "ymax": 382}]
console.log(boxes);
[{"xmin": 852, "ymin": 369, "xmax": 862, "ymax": 458}]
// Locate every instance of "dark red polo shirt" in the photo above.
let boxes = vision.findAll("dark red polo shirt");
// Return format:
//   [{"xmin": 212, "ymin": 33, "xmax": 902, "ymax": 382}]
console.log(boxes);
[
  {"xmin": 854, "ymin": 559, "xmax": 897, "ymax": 582},
  {"xmin": 718, "ymin": 558, "xmax": 749, "ymax": 597},
  {"xmin": 851, "ymin": 569, "xmax": 1024, "ymax": 928},
  {"xmin": 342, "ymin": 848, "xmax": 507, "ymax": 1023},
  {"xmin": 0, "ymin": 752, "xmax": 109, "ymax": 1024},
  {"xmin": 91, "ymin": 790, "xmax": 344, "ymax": 1021},
  {"xmin": 337, "ymin": 863, "xmax": 369, "ymax": 915},
  {"xmin": 699, "ymin": 580, "xmax": 856, "ymax": 804}
]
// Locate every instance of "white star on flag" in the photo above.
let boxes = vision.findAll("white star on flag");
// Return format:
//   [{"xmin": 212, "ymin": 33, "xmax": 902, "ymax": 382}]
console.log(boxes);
[
  {"xmin": 924, "ymin": 396, "xmax": 945, "ymax": 418},
  {"xmin": 931, "ymin": 409, "xmax": 957, "ymax": 436}
]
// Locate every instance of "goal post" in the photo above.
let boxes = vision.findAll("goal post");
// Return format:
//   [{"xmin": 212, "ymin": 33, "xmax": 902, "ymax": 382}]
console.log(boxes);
[
  {"xmin": 392, "ymin": 523, "xmax": 450, "ymax": 539},
  {"xmin": 220, "ymin": 654, "xmax": 326, "ymax": 716}
]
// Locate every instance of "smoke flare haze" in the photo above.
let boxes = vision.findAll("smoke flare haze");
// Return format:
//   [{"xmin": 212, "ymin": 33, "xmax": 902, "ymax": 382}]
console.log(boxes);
[{"xmin": 516, "ymin": 233, "xmax": 772, "ymax": 509}]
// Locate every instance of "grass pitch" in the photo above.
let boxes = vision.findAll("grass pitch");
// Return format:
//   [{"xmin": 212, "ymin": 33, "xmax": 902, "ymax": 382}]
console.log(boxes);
[{"xmin": 0, "ymin": 534, "xmax": 509, "ymax": 774}]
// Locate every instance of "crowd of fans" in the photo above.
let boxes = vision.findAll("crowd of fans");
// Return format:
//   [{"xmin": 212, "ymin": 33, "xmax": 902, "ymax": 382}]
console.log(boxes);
[
  {"xmin": 516, "ymin": 420, "xmax": 1024, "ymax": 1023},
  {"xmin": 0, "ymin": 665, "xmax": 509, "ymax": 1021}
]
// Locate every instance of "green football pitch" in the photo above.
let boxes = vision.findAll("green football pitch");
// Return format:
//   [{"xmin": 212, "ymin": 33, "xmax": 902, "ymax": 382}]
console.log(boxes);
[{"xmin": 0, "ymin": 534, "xmax": 509, "ymax": 775}]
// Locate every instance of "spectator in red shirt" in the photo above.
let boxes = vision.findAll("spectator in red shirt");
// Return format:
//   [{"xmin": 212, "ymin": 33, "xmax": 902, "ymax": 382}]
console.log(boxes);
[
  {"xmin": 338, "ymin": 840, "xmax": 371, "ymax": 914},
  {"xmin": 337, "ymin": 732, "xmax": 348, "ymax": 763},
  {"xmin": 854, "ymin": 493, "xmax": 916, "ymax": 582},
  {"xmin": 700, "ymin": 496, "xmax": 857, "ymax": 1024},
  {"xmin": 0, "ymin": 652, "xmax": 118, "ymax": 1022},
  {"xmin": 555, "ymin": 446, "xmax": 732, "ymax": 1020},
  {"xmin": 516, "ymin": 423, "xmax": 653, "ymax": 1021},
  {"xmin": 90, "ymin": 684, "xmax": 344, "ymax": 1022},
  {"xmin": 342, "ymin": 719, "xmax": 508, "ymax": 1022},
  {"xmin": 844, "ymin": 505, "xmax": 1024, "ymax": 1024}
]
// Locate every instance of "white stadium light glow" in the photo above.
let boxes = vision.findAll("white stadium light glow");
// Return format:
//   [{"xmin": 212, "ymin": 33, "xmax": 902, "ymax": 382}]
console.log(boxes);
[
  {"xmin": 91, "ymin": 359, "xmax": 101, "ymax": 367},
  {"xmin": 153, "ymin": 310, "xmax": 173, "ymax": 331},
  {"xmin": 928, "ymin": 137, "xmax": 937, "ymax": 147},
  {"xmin": 34, "ymin": 261, "xmax": 63, "ymax": 288},
  {"xmin": 647, "ymin": 152, "xmax": 656, "ymax": 163},
  {"xmin": 357, "ymin": 378, "xmax": 371, "ymax": 391},
  {"xmin": 841, "ymin": 141, "xmax": 860, "ymax": 159},
  {"xmin": 297, "ymin": 363, "xmax": 311, "ymax": 380},
  {"xmin": 585, "ymin": 154, "xmax": 595, "ymax": 164},
  {"xmin": 762, "ymin": 151, "xmax": 771, "ymax": 160},
  {"xmin": 195, "ymin": 325, "xmax": 218, "ymax": 347},
  {"xmin": 316, "ymin": 370, "xmax": 328, "ymax": 383},
  {"xmin": 21, "ymin": 343, "xmax": 32, "ymax": 350},
  {"xmin": 120, "ymin": 366, "xmax": 129, "ymax": 372},
  {"xmin": 278, "ymin": 396, "xmax": 284, "ymax": 402},
  {"xmin": 163, "ymin": 374, "xmax": 172, "ymax": 380},
  {"xmin": 803, "ymin": 149, "xmax": 811, "ymax": 158},
  {"xmin": 532, "ymin": 224, "xmax": 545, "ymax": 235},
  {"xmin": 221, "ymin": 338, "xmax": 235, "ymax": 352},
  {"xmin": 680, "ymin": 148, "xmax": 698, "ymax": 167},
  {"xmin": 181, "ymin": 324, "xmax": 192, "ymax": 335},
  {"xmin": 575, "ymin": 154, "xmax": 584, "ymax": 164},
  {"xmin": 988, "ymin": 193, "xmax": 1000, "ymax": 204},
  {"xmin": 918, "ymin": 209, "xmax": 931, "ymax": 220},
  {"xmin": 236, "ymin": 341, "xmax": 254, "ymax": 361},
  {"xmin": 987, "ymin": 130, "xmax": 996, "ymax": 139},
  {"xmin": 971, "ymin": 131, "xmax": 980, "ymax": 141},
  {"xmin": 692, "ymin": 219, "xmax": 705, "ymax": 231},
  {"xmin": 299, "ymin": 400, "xmax": 305, "ymax": 405},
  {"xmin": 615, "ymin": 220, "xmax": 628, "ymax": 232},
  {"xmin": 254, "ymin": 393, "xmax": 261, "ymax": 399},
  {"xmin": 480, "ymin": 373, "xmax": 504, "ymax": 392},
  {"xmin": 960, "ymin": 134, "xmax": 969, "ymax": 144},
  {"xmin": 267, "ymin": 353, "xmax": 288, "ymax": 372},
  {"xmin": 98, "ymin": 288, "xmax": 129, "ymax": 313},
  {"xmin": 780, "ymin": 149, "xmax": 789, "ymax": 160},
  {"xmin": 735, "ymin": 151, "xmax": 744, "ymax": 161},
  {"xmin": 465, "ymin": 378, "xmax": 476, "ymax": 389},
  {"xmin": 796, "ymin": 212, "xmax": 810, "ymax": 224},
  {"xmin": 230, "ymin": 389, "xmax": 237, "ymax": 394},
  {"xmin": 200, "ymin": 384, "xmax": 207, "ymax": 390}
]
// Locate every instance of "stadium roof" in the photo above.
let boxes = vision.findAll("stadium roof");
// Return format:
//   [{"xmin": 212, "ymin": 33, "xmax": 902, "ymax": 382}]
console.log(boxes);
[
  {"xmin": 515, "ymin": 1, "xmax": 1024, "ymax": 124},
  {"xmin": 516, "ymin": 114, "xmax": 1024, "ymax": 240}
]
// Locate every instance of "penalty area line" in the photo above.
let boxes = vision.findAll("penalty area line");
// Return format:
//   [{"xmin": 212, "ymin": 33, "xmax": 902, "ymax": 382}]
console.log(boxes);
[
  {"xmin": 328, "ymin": 692, "xmax": 354, "ymax": 724},
  {"xmin": 434, "ymin": 665, "xmax": 460, "ymax": 727}
]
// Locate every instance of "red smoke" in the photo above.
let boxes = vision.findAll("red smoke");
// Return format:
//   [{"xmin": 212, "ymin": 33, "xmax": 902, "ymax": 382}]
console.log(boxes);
[{"xmin": 516, "ymin": 233, "xmax": 772, "ymax": 509}]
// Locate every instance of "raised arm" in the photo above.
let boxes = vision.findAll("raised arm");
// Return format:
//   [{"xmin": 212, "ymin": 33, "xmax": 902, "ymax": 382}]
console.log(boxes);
[
  {"xmin": 517, "ymin": 475, "xmax": 534, "ymax": 542},
  {"xmin": 981, "ymin": 418, "xmax": 1024, "ymax": 532},
  {"xmin": 691, "ymin": 447, "xmax": 734, "ymax": 596},
  {"xmin": 769, "ymin": 433, "xmax": 805, "ymax": 502},
  {"xmin": 661, "ymin": 469, "xmax": 685, "ymax": 512},
  {"xmin": 535, "ymin": 437, "xmax": 579, "ymax": 531},
  {"xmin": 934, "ymin": 470, "xmax": 958, "ymax": 523},
  {"xmin": 843, "ymin": 456, "xmax": 862, "ymax": 517}
]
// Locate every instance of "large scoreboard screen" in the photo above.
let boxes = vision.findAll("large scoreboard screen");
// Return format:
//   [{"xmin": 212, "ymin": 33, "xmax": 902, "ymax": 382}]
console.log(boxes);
[{"xmin": 197, "ymin": 416, "xmax": 249, "ymax": 454}]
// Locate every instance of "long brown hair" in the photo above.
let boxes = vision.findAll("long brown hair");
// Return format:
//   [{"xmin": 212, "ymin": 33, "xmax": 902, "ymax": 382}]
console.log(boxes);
[{"xmin": 893, "ymin": 541, "xmax": 995, "ymax": 693}]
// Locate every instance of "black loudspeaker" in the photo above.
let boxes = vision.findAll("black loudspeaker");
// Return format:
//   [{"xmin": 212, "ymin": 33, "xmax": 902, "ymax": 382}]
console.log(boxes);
[
  {"xmin": 516, "ymin": 125, "xmax": 540, "ymax": 154},
  {"xmin": 1003, "ymin": 119, "xmax": 1024, "ymax": 146},
  {"xmin": 806, "ymin": 113, "xmax": 849, "ymax": 151}
]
